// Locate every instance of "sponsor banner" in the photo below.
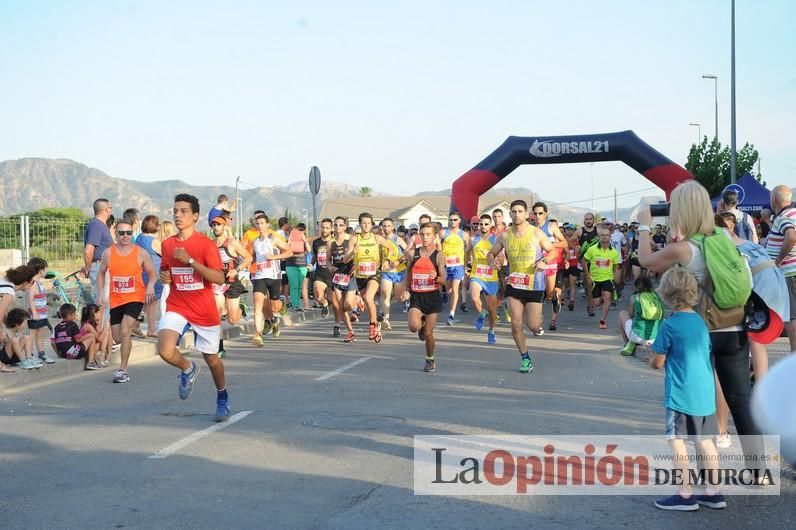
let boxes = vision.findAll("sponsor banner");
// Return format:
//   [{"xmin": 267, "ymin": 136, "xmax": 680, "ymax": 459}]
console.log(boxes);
[{"xmin": 414, "ymin": 435, "xmax": 781, "ymax": 496}]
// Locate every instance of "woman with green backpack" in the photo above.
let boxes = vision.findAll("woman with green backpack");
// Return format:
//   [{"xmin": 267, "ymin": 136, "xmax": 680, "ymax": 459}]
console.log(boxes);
[
  {"xmin": 637, "ymin": 180, "xmax": 764, "ymax": 475},
  {"xmin": 618, "ymin": 276, "xmax": 664, "ymax": 356}
]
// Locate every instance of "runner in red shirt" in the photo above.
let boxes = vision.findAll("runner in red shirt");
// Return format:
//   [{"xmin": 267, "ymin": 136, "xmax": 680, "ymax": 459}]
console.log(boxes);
[
  {"xmin": 158, "ymin": 194, "xmax": 229, "ymax": 422},
  {"xmin": 406, "ymin": 222, "xmax": 446, "ymax": 373}
]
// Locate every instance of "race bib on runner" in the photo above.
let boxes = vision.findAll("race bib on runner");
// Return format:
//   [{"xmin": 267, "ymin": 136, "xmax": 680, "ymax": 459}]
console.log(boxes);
[
  {"xmin": 411, "ymin": 273, "xmax": 437, "ymax": 292},
  {"xmin": 112, "ymin": 276, "xmax": 135, "ymax": 294},
  {"xmin": 333, "ymin": 272, "xmax": 351, "ymax": 286},
  {"xmin": 357, "ymin": 262, "xmax": 377, "ymax": 276},
  {"xmin": 508, "ymin": 272, "xmax": 532, "ymax": 290},
  {"xmin": 474, "ymin": 264, "xmax": 493, "ymax": 277},
  {"xmin": 317, "ymin": 251, "xmax": 327, "ymax": 267},
  {"xmin": 255, "ymin": 259, "xmax": 272, "ymax": 274},
  {"xmin": 445, "ymin": 255, "xmax": 463, "ymax": 267},
  {"xmin": 172, "ymin": 267, "xmax": 204, "ymax": 291},
  {"xmin": 595, "ymin": 257, "xmax": 611, "ymax": 269},
  {"xmin": 568, "ymin": 249, "xmax": 576, "ymax": 260}
]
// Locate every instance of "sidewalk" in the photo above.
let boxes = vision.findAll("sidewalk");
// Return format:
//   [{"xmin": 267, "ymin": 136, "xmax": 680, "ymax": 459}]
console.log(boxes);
[{"xmin": 0, "ymin": 308, "xmax": 325, "ymax": 393}]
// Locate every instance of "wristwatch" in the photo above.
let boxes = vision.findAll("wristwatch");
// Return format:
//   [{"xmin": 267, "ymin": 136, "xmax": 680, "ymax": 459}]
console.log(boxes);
[{"xmin": 188, "ymin": 258, "xmax": 195, "ymax": 265}]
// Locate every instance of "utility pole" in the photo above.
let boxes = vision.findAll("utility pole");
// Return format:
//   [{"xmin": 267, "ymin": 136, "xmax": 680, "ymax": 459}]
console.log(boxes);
[
  {"xmin": 613, "ymin": 188, "xmax": 618, "ymax": 224},
  {"xmin": 730, "ymin": 0, "xmax": 737, "ymax": 183}
]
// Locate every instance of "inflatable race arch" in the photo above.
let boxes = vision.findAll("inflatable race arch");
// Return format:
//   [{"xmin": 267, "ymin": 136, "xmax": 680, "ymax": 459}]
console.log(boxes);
[{"xmin": 449, "ymin": 130, "xmax": 693, "ymax": 220}]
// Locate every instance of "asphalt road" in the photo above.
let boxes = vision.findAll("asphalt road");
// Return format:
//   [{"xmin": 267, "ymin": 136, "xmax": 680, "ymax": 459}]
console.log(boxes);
[{"xmin": 1, "ymin": 299, "xmax": 793, "ymax": 529}]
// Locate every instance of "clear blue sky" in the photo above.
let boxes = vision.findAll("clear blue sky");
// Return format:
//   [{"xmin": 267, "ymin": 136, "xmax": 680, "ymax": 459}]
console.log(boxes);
[{"xmin": 1, "ymin": 0, "xmax": 793, "ymax": 209}]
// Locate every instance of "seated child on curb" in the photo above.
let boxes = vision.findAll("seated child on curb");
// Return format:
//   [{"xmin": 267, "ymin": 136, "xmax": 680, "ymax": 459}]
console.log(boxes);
[
  {"xmin": 618, "ymin": 276, "xmax": 664, "ymax": 357},
  {"xmin": 649, "ymin": 267, "xmax": 726, "ymax": 512},
  {"xmin": 51, "ymin": 303, "xmax": 100, "ymax": 368},
  {"xmin": 1, "ymin": 308, "xmax": 43, "ymax": 369},
  {"xmin": 79, "ymin": 304, "xmax": 111, "ymax": 369}
]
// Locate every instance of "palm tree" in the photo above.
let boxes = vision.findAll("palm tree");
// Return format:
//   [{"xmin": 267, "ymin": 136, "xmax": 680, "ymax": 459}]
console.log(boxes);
[{"xmin": 359, "ymin": 186, "xmax": 372, "ymax": 197}]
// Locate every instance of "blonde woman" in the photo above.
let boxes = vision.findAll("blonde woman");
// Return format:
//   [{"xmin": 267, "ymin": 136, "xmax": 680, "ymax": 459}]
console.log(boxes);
[{"xmin": 637, "ymin": 180, "xmax": 763, "ymax": 471}]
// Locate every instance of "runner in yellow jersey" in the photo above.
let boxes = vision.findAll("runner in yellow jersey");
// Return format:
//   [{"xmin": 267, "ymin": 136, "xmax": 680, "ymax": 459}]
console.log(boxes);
[
  {"xmin": 345, "ymin": 212, "xmax": 389, "ymax": 344},
  {"xmin": 488, "ymin": 200, "xmax": 554, "ymax": 373},
  {"xmin": 378, "ymin": 217, "xmax": 407, "ymax": 331},
  {"xmin": 441, "ymin": 212, "xmax": 470, "ymax": 326},
  {"xmin": 465, "ymin": 213, "xmax": 499, "ymax": 344},
  {"xmin": 583, "ymin": 224, "xmax": 620, "ymax": 330}
]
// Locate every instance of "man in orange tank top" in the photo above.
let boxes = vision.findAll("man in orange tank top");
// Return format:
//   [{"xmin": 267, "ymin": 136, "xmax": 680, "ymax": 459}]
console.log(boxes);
[{"xmin": 97, "ymin": 221, "xmax": 158, "ymax": 384}]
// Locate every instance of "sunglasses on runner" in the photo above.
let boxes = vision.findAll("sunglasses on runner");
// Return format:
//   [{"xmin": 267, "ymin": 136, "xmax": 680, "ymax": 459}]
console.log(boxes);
[
  {"xmin": 117, "ymin": 230, "xmax": 133, "ymax": 236},
  {"xmin": 334, "ymin": 223, "xmax": 346, "ymax": 227}
]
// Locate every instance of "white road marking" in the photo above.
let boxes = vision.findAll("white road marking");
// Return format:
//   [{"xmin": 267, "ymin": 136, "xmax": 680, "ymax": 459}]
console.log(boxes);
[
  {"xmin": 315, "ymin": 357, "xmax": 371, "ymax": 381},
  {"xmin": 148, "ymin": 410, "xmax": 255, "ymax": 459}
]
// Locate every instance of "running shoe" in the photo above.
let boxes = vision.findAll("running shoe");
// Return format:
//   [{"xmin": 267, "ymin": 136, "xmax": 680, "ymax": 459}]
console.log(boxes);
[
  {"xmin": 333, "ymin": 325, "xmax": 341, "ymax": 338},
  {"xmin": 551, "ymin": 296, "xmax": 561, "ymax": 314},
  {"xmin": 321, "ymin": 305, "xmax": 329, "ymax": 319},
  {"xmin": 113, "ymin": 370, "xmax": 130, "ymax": 383},
  {"xmin": 291, "ymin": 307, "xmax": 304, "ymax": 313},
  {"xmin": 694, "ymin": 493, "xmax": 727, "ymax": 509},
  {"xmin": 503, "ymin": 307, "xmax": 511, "ymax": 323},
  {"xmin": 350, "ymin": 312, "xmax": 359, "ymax": 323},
  {"xmin": 377, "ymin": 312, "xmax": 385, "ymax": 323},
  {"xmin": 383, "ymin": 318, "xmax": 392, "ymax": 331},
  {"xmin": 272, "ymin": 318, "xmax": 281, "ymax": 337},
  {"xmin": 252, "ymin": 334, "xmax": 264, "ymax": 347},
  {"xmin": 218, "ymin": 349, "xmax": 226, "ymax": 359},
  {"xmin": 654, "ymin": 495, "xmax": 698, "ymax": 511},
  {"xmin": 446, "ymin": 314, "xmax": 455, "ymax": 326},
  {"xmin": 19, "ymin": 359, "xmax": 36, "ymax": 370},
  {"xmin": 262, "ymin": 320, "xmax": 273, "ymax": 335},
  {"xmin": 112, "ymin": 342, "xmax": 121, "ymax": 351},
  {"xmin": 620, "ymin": 342, "xmax": 636, "ymax": 356},
  {"xmin": 178, "ymin": 361, "xmax": 200, "ymax": 400},
  {"xmin": 519, "ymin": 356, "xmax": 534, "ymax": 373},
  {"xmin": 85, "ymin": 361, "xmax": 101, "ymax": 371},
  {"xmin": 532, "ymin": 328, "xmax": 544, "ymax": 337},
  {"xmin": 30, "ymin": 357, "xmax": 44, "ymax": 368},
  {"xmin": 599, "ymin": 320, "xmax": 607, "ymax": 329},
  {"xmin": 369, "ymin": 323, "xmax": 378, "ymax": 340},
  {"xmin": 278, "ymin": 296, "xmax": 288, "ymax": 316},
  {"xmin": 460, "ymin": 303, "xmax": 469, "ymax": 313},
  {"xmin": 588, "ymin": 309, "xmax": 595, "ymax": 317},
  {"xmin": 568, "ymin": 301, "xmax": 574, "ymax": 311},
  {"xmin": 548, "ymin": 321, "xmax": 557, "ymax": 331},
  {"xmin": 423, "ymin": 358, "xmax": 436, "ymax": 372},
  {"xmin": 402, "ymin": 301, "xmax": 409, "ymax": 313},
  {"xmin": 487, "ymin": 330, "xmax": 496, "ymax": 344},
  {"xmin": 475, "ymin": 311, "xmax": 486, "ymax": 331},
  {"xmin": 344, "ymin": 331, "xmax": 356, "ymax": 343},
  {"xmin": 215, "ymin": 397, "xmax": 231, "ymax": 422},
  {"xmin": 38, "ymin": 352, "xmax": 56, "ymax": 364},
  {"xmin": 495, "ymin": 312, "xmax": 502, "ymax": 323}
]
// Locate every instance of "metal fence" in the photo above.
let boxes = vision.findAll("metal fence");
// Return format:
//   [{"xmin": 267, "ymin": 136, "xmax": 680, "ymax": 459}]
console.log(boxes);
[{"xmin": 0, "ymin": 216, "xmax": 88, "ymax": 272}]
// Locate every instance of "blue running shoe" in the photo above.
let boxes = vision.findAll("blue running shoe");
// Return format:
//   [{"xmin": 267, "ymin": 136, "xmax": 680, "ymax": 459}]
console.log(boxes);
[
  {"xmin": 654, "ymin": 494, "xmax": 698, "ymax": 511},
  {"xmin": 215, "ymin": 397, "xmax": 230, "ymax": 422},
  {"xmin": 487, "ymin": 330, "xmax": 496, "ymax": 344},
  {"xmin": 178, "ymin": 361, "xmax": 200, "ymax": 400},
  {"xmin": 475, "ymin": 311, "xmax": 486, "ymax": 331}
]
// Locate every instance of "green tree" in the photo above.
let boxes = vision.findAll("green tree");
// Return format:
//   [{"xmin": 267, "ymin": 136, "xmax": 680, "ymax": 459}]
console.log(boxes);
[
  {"xmin": 685, "ymin": 138, "xmax": 764, "ymax": 197},
  {"xmin": 359, "ymin": 186, "xmax": 372, "ymax": 197}
]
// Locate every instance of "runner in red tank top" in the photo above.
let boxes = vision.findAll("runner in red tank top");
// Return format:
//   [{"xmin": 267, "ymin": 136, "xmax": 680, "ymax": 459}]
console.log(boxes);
[
  {"xmin": 157, "ymin": 194, "xmax": 229, "ymax": 422},
  {"xmin": 406, "ymin": 222, "xmax": 446, "ymax": 373},
  {"xmin": 97, "ymin": 221, "xmax": 157, "ymax": 383}
]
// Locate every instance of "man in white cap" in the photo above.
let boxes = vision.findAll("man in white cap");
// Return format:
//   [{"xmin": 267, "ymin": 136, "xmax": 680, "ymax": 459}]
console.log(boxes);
[{"xmin": 607, "ymin": 219, "xmax": 626, "ymax": 300}]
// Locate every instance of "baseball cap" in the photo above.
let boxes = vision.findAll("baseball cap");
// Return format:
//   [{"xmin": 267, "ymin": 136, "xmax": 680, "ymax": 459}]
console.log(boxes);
[
  {"xmin": 604, "ymin": 217, "xmax": 615, "ymax": 225},
  {"xmin": 409, "ymin": 223, "xmax": 419, "ymax": 230},
  {"xmin": 470, "ymin": 215, "xmax": 480, "ymax": 224},
  {"xmin": 747, "ymin": 291, "xmax": 783, "ymax": 345},
  {"xmin": 209, "ymin": 216, "xmax": 227, "ymax": 225}
]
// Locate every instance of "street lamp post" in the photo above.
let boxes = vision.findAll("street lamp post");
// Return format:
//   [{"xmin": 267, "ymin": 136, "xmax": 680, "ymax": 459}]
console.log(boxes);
[
  {"xmin": 702, "ymin": 74, "xmax": 718, "ymax": 142},
  {"xmin": 689, "ymin": 122, "xmax": 702, "ymax": 144}
]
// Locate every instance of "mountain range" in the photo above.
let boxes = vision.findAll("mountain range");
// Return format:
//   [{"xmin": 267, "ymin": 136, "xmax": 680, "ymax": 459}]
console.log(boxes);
[{"xmin": 0, "ymin": 158, "xmax": 664, "ymax": 223}]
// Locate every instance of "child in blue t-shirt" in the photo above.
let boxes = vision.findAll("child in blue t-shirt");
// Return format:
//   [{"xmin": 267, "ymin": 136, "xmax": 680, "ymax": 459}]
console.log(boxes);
[{"xmin": 649, "ymin": 267, "xmax": 726, "ymax": 512}]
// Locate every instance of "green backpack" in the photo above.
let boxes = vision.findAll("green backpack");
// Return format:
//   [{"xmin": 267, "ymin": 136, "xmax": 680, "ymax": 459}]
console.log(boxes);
[
  {"xmin": 637, "ymin": 292, "xmax": 664, "ymax": 321},
  {"xmin": 691, "ymin": 228, "xmax": 752, "ymax": 309}
]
